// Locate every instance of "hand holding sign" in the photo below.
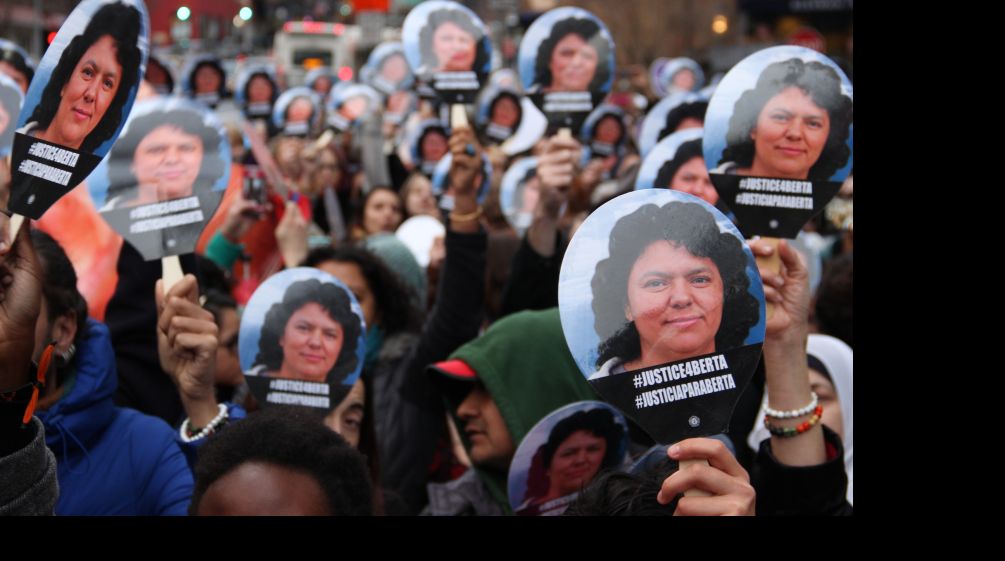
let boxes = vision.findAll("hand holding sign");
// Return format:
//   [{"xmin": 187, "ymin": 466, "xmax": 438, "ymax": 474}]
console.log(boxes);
[
  {"xmin": 155, "ymin": 272, "xmax": 220, "ymax": 427},
  {"xmin": 656, "ymin": 437, "xmax": 755, "ymax": 514}
]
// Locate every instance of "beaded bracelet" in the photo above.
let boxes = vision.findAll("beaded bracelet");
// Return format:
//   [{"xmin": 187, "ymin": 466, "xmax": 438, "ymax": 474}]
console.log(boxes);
[
  {"xmin": 179, "ymin": 403, "xmax": 229, "ymax": 443},
  {"xmin": 764, "ymin": 392, "xmax": 818, "ymax": 419},
  {"xmin": 763, "ymin": 405, "xmax": 823, "ymax": 438}
]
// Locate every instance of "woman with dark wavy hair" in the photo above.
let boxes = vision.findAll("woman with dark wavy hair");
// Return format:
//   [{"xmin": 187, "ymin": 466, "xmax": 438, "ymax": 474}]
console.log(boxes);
[
  {"xmin": 252, "ymin": 278, "xmax": 362, "ymax": 385},
  {"xmin": 23, "ymin": 2, "xmax": 141, "ymax": 152},
  {"xmin": 532, "ymin": 17, "xmax": 611, "ymax": 94},
  {"xmin": 517, "ymin": 407, "xmax": 625, "ymax": 515},
  {"xmin": 418, "ymin": 8, "xmax": 488, "ymax": 75},
  {"xmin": 101, "ymin": 106, "xmax": 225, "ymax": 208},
  {"xmin": 716, "ymin": 58, "xmax": 852, "ymax": 181},
  {"xmin": 590, "ymin": 200, "xmax": 759, "ymax": 377}
]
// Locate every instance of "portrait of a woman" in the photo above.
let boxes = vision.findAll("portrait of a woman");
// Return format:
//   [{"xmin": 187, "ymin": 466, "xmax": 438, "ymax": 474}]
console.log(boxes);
[
  {"xmin": 251, "ymin": 278, "xmax": 362, "ymax": 384},
  {"xmin": 716, "ymin": 57, "xmax": 852, "ymax": 182},
  {"xmin": 184, "ymin": 57, "xmax": 227, "ymax": 108},
  {"xmin": 532, "ymin": 16, "xmax": 611, "ymax": 94},
  {"xmin": 654, "ymin": 137, "xmax": 718, "ymax": 205},
  {"xmin": 418, "ymin": 8, "xmax": 487, "ymax": 75},
  {"xmin": 101, "ymin": 106, "xmax": 225, "ymax": 209},
  {"xmin": 589, "ymin": 200, "xmax": 759, "ymax": 377},
  {"xmin": 21, "ymin": 1, "xmax": 142, "ymax": 153},
  {"xmin": 515, "ymin": 407, "xmax": 625, "ymax": 516}
]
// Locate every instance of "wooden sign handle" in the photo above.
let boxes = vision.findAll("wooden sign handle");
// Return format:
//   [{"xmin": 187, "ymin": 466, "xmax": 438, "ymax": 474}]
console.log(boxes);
[
  {"xmin": 450, "ymin": 104, "xmax": 468, "ymax": 129},
  {"xmin": 161, "ymin": 254, "xmax": 184, "ymax": 294},
  {"xmin": 7, "ymin": 213, "xmax": 24, "ymax": 244},
  {"xmin": 753, "ymin": 236, "xmax": 782, "ymax": 319},
  {"xmin": 679, "ymin": 458, "xmax": 712, "ymax": 497},
  {"xmin": 556, "ymin": 127, "xmax": 573, "ymax": 140}
]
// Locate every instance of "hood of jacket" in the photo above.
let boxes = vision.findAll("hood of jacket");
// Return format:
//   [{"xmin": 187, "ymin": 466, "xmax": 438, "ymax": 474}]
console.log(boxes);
[
  {"xmin": 38, "ymin": 319, "xmax": 118, "ymax": 459},
  {"xmin": 434, "ymin": 308, "xmax": 597, "ymax": 513}
]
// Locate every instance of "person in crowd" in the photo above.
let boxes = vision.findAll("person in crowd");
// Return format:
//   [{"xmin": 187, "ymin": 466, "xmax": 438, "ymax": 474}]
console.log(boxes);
[
  {"xmin": 19, "ymin": 230, "xmax": 194, "ymax": 515},
  {"xmin": 189, "ymin": 406, "xmax": 373, "ymax": 516}
]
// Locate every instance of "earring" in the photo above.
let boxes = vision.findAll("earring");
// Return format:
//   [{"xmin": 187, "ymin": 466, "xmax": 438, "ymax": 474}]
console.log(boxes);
[{"xmin": 60, "ymin": 343, "xmax": 76, "ymax": 364}]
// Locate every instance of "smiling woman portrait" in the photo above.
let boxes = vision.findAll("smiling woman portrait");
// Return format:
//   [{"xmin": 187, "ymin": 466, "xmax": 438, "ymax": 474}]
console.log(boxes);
[
  {"xmin": 516, "ymin": 407, "xmax": 624, "ymax": 516},
  {"xmin": 101, "ymin": 106, "xmax": 226, "ymax": 209},
  {"xmin": 532, "ymin": 16, "xmax": 611, "ymax": 95},
  {"xmin": 589, "ymin": 200, "xmax": 759, "ymax": 377},
  {"xmin": 418, "ymin": 7, "xmax": 488, "ymax": 76},
  {"xmin": 717, "ymin": 58, "xmax": 852, "ymax": 182},
  {"xmin": 251, "ymin": 278, "xmax": 362, "ymax": 385},
  {"xmin": 22, "ymin": 1, "xmax": 141, "ymax": 153}
]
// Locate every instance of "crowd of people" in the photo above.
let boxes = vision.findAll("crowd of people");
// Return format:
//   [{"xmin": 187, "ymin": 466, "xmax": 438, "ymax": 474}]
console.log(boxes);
[{"xmin": 0, "ymin": 3, "xmax": 852, "ymax": 516}]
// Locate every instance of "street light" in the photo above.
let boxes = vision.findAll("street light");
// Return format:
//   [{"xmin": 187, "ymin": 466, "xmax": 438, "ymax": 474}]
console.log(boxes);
[
  {"xmin": 239, "ymin": 7, "xmax": 253, "ymax": 21},
  {"xmin": 177, "ymin": 6, "xmax": 191, "ymax": 22}
]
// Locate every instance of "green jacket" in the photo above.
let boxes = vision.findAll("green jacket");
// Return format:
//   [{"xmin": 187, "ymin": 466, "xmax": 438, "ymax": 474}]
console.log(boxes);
[{"xmin": 434, "ymin": 308, "xmax": 597, "ymax": 514}]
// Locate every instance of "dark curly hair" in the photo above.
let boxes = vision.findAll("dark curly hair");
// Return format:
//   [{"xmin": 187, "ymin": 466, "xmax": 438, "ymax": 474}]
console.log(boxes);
[
  {"xmin": 30, "ymin": 230, "xmax": 89, "ymax": 350},
  {"xmin": 253, "ymin": 278, "xmax": 362, "ymax": 385},
  {"xmin": 488, "ymin": 90, "xmax": 522, "ymax": 128},
  {"xmin": 592, "ymin": 201, "xmax": 759, "ymax": 368},
  {"xmin": 189, "ymin": 406, "xmax": 373, "ymax": 515},
  {"xmin": 654, "ymin": 138, "xmax": 704, "ymax": 190},
  {"xmin": 241, "ymin": 71, "xmax": 278, "ymax": 108},
  {"xmin": 103, "ymin": 107, "xmax": 225, "ymax": 202},
  {"xmin": 416, "ymin": 123, "xmax": 449, "ymax": 163},
  {"xmin": 564, "ymin": 456, "xmax": 682, "ymax": 516},
  {"xmin": 418, "ymin": 8, "xmax": 490, "ymax": 76},
  {"xmin": 144, "ymin": 55, "xmax": 174, "ymax": 94},
  {"xmin": 187, "ymin": 58, "xmax": 227, "ymax": 98},
  {"xmin": 656, "ymin": 100, "xmax": 707, "ymax": 142},
  {"xmin": 533, "ymin": 17, "xmax": 611, "ymax": 93},
  {"xmin": 719, "ymin": 58, "xmax": 853, "ymax": 181},
  {"xmin": 27, "ymin": 1, "xmax": 142, "ymax": 154},
  {"xmin": 541, "ymin": 408, "xmax": 624, "ymax": 471},
  {"xmin": 0, "ymin": 41, "xmax": 34, "ymax": 86},
  {"xmin": 303, "ymin": 244, "xmax": 422, "ymax": 336}
]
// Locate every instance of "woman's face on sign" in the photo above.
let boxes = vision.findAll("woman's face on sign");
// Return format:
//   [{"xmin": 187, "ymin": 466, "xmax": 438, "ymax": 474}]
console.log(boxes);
[
  {"xmin": 490, "ymin": 96, "xmax": 520, "ymax": 129},
  {"xmin": 625, "ymin": 241, "xmax": 724, "ymax": 366},
  {"xmin": 594, "ymin": 115, "xmax": 622, "ymax": 145},
  {"xmin": 749, "ymin": 86, "xmax": 831, "ymax": 180},
  {"xmin": 432, "ymin": 20, "xmax": 476, "ymax": 72},
  {"xmin": 548, "ymin": 33, "xmax": 598, "ymax": 92},
  {"xmin": 380, "ymin": 54, "xmax": 409, "ymax": 84},
  {"xmin": 547, "ymin": 429, "xmax": 607, "ymax": 498},
  {"xmin": 133, "ymin": 124, "xmax": 204, "ymax": 202},
  {"xmin": 279, "ymin": 302, "xmax": 344, "ymax": 383},
  {"xmin": 670, "ymin": 156, "xmax": 718, "ymax": 205},
  {"xmin": 247, "ymin": 75, "xmax": 274, "ymax": 104},
  {"xmin": 194, "ymin": 64, "xmax": 221, "ymax": 94},
  {"xmin": 48, "ymin": 34, "xmax": 122, "ymax": 150}
]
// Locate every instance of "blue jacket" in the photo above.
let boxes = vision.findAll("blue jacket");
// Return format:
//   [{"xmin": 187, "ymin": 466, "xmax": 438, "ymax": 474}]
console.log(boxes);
[{"xmin": 37, "ymin": 319, "xmax": 194, "ymax": 515}]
